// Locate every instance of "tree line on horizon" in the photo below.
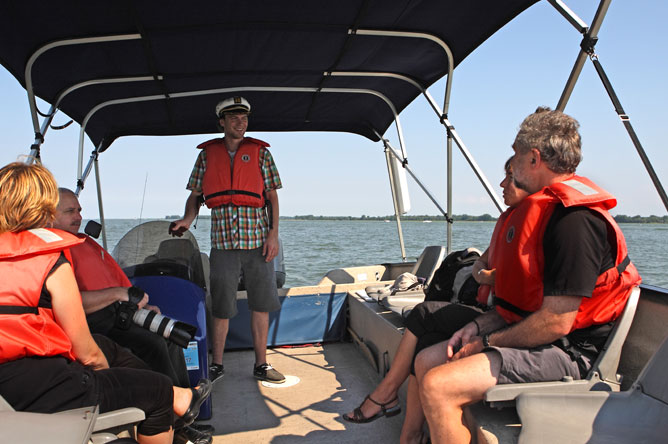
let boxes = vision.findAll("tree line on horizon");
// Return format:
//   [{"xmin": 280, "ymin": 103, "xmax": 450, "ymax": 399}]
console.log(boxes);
[{"xmin": 165, "ymin": 214, "xmax": 668, "ymax": 223}]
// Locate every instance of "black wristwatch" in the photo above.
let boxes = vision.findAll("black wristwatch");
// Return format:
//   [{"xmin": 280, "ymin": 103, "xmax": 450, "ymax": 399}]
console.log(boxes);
[{"xmin": 482, "ymin": 333, "xmax": 491, "ymax": 348}]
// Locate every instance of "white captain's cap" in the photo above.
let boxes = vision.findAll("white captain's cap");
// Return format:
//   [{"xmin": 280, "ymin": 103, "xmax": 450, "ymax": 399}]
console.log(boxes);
[{"xmin": 215, "ymin": 96, "xmax": 251, "ymax": 118}]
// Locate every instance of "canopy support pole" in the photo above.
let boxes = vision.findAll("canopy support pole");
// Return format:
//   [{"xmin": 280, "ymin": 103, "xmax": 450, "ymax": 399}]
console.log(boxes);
[
  {"xmin": 553, "ymin": 0, "xmax": 668, "ymax": 211},
  {"xmin": 76, "ymin": 143, "xmax": 108, "ymax": 249},
  {"xmin": 555, "ymin": 0, "xmax": 610, "ymax": 110},
  {"xmin": 589, "ymin": 55, "xmax": 668, "ymax": 212},
  {"xmin": 383, "ymin": 142, "xmax": 407, "ymax": 261},
  {"xmin": 332, "ymin": 70, "xmax": 504, "ymax": 227},
  {"xmin": 94, "ymin": 156, "xmax": 108, "ymax": 250},
  {"xmin": 446, "ymin": 131, "xmax": 453, "ymax": 253},
  {"xmin": 24, "ymin": 34, "xmax": 142, "ymax": 141}
]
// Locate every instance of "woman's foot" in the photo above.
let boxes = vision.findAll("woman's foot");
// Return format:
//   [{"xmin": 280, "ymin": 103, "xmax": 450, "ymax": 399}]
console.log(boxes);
[{"xmin": 342, "ymin": 394, "xmax": 401, "ymax": 423}]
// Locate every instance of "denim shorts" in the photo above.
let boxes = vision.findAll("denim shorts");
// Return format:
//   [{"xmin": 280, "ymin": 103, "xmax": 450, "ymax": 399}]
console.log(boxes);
[{"xmin": 209, "ymin": 247, "xmax": 280, "ymax": 318}]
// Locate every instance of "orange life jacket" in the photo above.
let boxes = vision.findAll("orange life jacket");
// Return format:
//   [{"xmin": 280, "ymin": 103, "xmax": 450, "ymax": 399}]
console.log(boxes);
[
  {"xmin": 476, "ymin": 208, "xmax": 514, "ymax": 307},
  {"xmin": 70, "ymin": 234, "xmax": 131, "ymax": 291},
  {"xmin": 198, "ymin": 137, "xmax": 268, "ymax": 208},
  {"xmin": 492, "ymin": 176, "xmax": 641, "ymax": 331},
  {"xmin": 0, "ymin": 228, "xmax": 84, "ymax": 363}
]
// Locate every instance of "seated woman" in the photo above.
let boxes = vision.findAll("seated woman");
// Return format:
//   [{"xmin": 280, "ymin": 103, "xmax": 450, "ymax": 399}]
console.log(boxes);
[
  {"xmin": 343, "ymin": 158, "xmax": 528, "ymax": 444},
  {"xmin": 0, "ymin": 162, "xmax": 211, "ymax": 444}
]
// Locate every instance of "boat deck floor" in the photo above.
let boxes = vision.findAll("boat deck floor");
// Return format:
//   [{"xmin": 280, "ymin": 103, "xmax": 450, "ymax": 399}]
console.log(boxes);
[{"xmin": 200, "ymin": 342, "xmax": 405, "ymax": 443}]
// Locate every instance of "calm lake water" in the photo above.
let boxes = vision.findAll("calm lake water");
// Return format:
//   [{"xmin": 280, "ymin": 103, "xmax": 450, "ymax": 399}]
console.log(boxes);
[{"xmin": 96, "ymin": 219, "xmax": 668, "ymax": 289}]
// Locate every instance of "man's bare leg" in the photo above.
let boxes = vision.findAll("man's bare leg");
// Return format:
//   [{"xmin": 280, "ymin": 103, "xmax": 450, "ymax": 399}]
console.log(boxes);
[
  {"xmin": 251, "ymin": 311, "xmax": 269, "ymax": 365},
  {"xmin": 345, "ymin": 330, "xmax": 418, "ymax": 418},
  {"xmin": 419, "ymin": 351, "xmax": 501, "ymax": 444},
  {"xmin": 212, "ymin": 317, "xmax": 229, "ymax": 365}
]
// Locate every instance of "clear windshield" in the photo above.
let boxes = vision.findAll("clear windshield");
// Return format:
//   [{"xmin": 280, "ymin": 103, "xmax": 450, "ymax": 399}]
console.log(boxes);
[{"xmin": 112, "ymin": 220, "xmax": 206, "ymax": 288}]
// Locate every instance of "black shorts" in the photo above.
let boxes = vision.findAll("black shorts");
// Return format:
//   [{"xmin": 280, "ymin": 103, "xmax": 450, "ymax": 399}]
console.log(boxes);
[
  {"xmin": 404, "ymin": 301, "xmax": 483, "ymax": 374},
  {"xmin": 0, "ymin": 356, "xmax": 173, "ymax": 436}
]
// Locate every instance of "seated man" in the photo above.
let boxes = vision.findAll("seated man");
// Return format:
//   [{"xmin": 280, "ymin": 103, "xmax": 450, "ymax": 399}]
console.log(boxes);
[
  {"xmin": 53, "ymin": 188, "xmax": 190, "ymax": 388},
  {"xmin": 415, "ymin": 107, "xmax": 641, "ymax": 444}
]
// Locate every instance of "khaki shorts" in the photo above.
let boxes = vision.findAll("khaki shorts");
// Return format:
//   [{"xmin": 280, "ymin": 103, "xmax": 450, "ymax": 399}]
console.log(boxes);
[{"xmin": 209, "ymin": 247, "xmax": 280, "ymax": 318}]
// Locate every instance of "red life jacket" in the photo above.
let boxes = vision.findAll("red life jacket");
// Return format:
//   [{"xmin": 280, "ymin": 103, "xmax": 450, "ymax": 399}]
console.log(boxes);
[
  {"xmin": 70, "ymin": 234, "xmax": 131, "ymax": 291},
  {"xmin": 198, "ymin": 137, "xmax": 268, "ymax": 208},
  {"xmin": 476, "ymin": 208, "xmax": 514, "ymax": 307},
  {"xmin": 492, "ymin": 175, "xmax": 641, "ymax": 331},
  {"xmin": 0, "ymin": 228, "xmax": 84, "ymax": 363}
]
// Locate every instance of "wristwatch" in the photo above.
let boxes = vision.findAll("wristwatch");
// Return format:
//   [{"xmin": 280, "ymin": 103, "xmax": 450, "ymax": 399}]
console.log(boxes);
[{"xmin": 482, "ymin": 333, "xmax": 491, "ymax": 348}]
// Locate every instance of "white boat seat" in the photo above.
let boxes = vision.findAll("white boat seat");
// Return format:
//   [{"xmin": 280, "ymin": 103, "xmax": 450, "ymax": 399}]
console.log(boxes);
[
  {"xmin": 0, "ymin": 394, "xmax": 145, "ymax": 444},
  {"xmin": 516, "ymin": 327, "xmax": 668, "ymax": 444},
  {"xmin": 484, "ymin": 286, "xmax": 641, "ymax": 407},
  {"xmin": 367, "ymin": 246, "xmax": 446, "ymax": 304}
]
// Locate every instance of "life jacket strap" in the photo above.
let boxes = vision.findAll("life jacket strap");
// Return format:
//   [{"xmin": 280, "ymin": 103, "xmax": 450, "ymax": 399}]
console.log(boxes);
[
  {"xmin": 493, "ymin": 296, "xmax": 533, "ymax": 318},
  {"xmin": 0, "ymin": 306, "xmax": 39, "ymax": 315},
  {"xmin": 616, "ymin": 255, "xmax": 630, "ymax": 274},
  {"xmin": 204, "ymin": 189, "xmax": 262, "ymax": 201}
]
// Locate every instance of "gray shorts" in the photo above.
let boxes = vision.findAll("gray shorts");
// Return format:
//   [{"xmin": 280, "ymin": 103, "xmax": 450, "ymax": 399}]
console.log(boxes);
[
  {"xmin": 487, "ymin": 344, "xmax": 587, "ymax": 384},
  {"xmin": 209, "ymin": 247, "xmax": 280, "ymax": 318}
]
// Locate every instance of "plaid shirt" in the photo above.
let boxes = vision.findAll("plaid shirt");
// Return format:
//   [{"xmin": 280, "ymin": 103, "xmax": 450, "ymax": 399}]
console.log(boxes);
[{"xmin": 187, "ymin": 141, "xmax": 282, "ymax": 250}]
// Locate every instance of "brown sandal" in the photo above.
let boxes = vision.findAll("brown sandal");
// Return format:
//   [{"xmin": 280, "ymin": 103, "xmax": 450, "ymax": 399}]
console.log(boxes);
[{"xmin": 342, "ymin": 394, "xmax": 401, "ymax": 423}]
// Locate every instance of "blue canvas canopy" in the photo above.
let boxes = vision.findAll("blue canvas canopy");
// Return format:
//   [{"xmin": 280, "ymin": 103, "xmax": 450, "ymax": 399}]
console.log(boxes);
[{"xmin": 0, "ymin": 0, "xmax": 537, "ymax": 151}]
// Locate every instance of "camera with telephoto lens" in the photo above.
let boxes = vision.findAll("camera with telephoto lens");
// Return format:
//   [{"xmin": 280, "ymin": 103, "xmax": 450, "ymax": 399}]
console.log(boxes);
[{"xmin": 115, "ymin": 286, "xmax": 197, "ymax": 348}]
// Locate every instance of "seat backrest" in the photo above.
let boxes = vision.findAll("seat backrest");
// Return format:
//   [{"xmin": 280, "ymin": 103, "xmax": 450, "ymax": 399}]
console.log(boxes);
[
  {"xmin": 410, "ymin": 246, "xmax": 446, "ymax": 285},
  {"xmin": 591, "ymin": 285, "xmax": 640, "ymax": 384},
  {"xmin": 484, "ymin": 285, "xmax": 640, "ymax": 406},
  {"xmin": 636, "ymin": 330, "xmax": 668, "ymax": 403},
  {"xmin": 0, "ymin": 393, "xmax": 15, "ymax": 411}
]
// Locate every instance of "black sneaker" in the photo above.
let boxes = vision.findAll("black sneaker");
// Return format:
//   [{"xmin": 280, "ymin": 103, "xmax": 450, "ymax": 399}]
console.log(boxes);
[
  {"xmin": 174, "ymin": 425, "xmax": 212, "ymax": 444},
  {"xmin": 209, "ymin": 363, "xmax": 224, "ymax": 384},
  {"xmin": 253, "ymin": 363, "xmax": 285, "ymax": 383}
]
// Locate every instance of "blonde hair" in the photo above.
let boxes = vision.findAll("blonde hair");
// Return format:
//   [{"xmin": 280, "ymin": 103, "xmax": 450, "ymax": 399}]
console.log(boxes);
[{"xmin": 0, "ymin": 162, "xmax": 59, "ymax": 234}]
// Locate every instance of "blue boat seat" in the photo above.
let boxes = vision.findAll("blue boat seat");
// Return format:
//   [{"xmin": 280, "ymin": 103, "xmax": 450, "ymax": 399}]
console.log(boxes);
[{"xmin": 484, "ymin": 286, "xmax": 641, "ymax": 407}]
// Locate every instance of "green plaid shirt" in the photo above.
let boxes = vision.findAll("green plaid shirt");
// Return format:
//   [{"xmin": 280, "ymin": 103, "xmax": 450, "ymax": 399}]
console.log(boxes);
[{"xmin": 187, "ymin": 142, "xmax": 282, "ymax": 250}]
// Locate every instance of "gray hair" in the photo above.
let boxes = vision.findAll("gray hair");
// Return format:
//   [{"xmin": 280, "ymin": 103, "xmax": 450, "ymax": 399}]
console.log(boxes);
[{"xmin": 513, "ymin": 107, "xmax": 582, "ymax": 174}]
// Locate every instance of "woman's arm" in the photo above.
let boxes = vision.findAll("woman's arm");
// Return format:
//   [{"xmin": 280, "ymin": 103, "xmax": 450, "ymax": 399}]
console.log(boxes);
[
  {"xmin": 472, "ymin": 248, "xmax": 495, "ymax": 286},
  {"xmin": 46, "ymin": 261, "xmax": 109, "ymax": 370}
]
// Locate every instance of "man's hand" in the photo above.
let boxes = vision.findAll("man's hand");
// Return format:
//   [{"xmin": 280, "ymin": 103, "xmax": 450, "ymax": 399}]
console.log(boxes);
[
  {"xmin": 452, "ymin": 336, "xmax": 484, "ymax": 361},
  {"xmin": 263, "ymin": 230, "xmax": 279, "ymax": 263},
  {"xmin": 144, "ymin": 304, "xmax": 161, "ymax": 314},
  {"xmin": 127, "ymin": 289, "xmax": 149, "ymax": 310},
  {"xmin": 169, "ymin": 220, "xmax": 189, "ymax": 237},
  {"xmin": 446, "ymin": 321, "xmax": 479, "ymax": 359}
]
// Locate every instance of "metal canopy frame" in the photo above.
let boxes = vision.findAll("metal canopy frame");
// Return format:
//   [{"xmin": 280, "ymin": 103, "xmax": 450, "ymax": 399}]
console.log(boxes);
[
  {"xmin": 551, "ymin": 0, "xmax": 668, "ymax": 212},
  {"xmin": 18, "ymin": 0, "xmax": 667, "ymax": 258},
  {"xmin": 23, "ymin": 25, "xmax": 506, "ymax": 256}
]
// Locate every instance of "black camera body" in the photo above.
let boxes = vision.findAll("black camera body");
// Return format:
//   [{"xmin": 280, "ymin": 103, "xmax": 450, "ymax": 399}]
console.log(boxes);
[{"xmin": 115, "ymin": 286, "xmax": 197, "ymax": 348}]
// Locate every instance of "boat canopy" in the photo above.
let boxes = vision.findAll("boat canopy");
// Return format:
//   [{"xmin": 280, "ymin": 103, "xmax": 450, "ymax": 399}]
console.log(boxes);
[{"xmin": 0, "ymin": 0, "xmax": 537, "ymax": 151}]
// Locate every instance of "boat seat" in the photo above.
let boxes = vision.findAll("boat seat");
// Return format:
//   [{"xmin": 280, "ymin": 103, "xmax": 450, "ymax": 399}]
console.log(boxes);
[
  {"xmin": 129, "ymin": 238, "xmax": 207, "ymax": 289},
  {"xmin": 484, "ymin": 286, "xmax": 641, "ymax": 408},
  {"xmin": 367, "ymin": 246, "xmax": 446, "ymax": 310},
  {"xmin": 0, "ymin": 394, "xmax": 145, "ymax": 444},
  {"xmin": 516, "ymin": 328, "xmax": 668, "ymax": 443}
]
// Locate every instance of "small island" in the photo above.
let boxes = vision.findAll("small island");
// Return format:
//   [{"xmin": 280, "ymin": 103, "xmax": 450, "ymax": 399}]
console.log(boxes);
[{"xmin": 165, "ymin": 214, "xmax": 668, "ymax": 223}]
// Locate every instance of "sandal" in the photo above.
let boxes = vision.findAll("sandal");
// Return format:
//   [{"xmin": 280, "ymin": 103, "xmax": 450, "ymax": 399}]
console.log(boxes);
[{"xmin": 342, "ymin": 394, "xmax": 401, "ymax": 423}]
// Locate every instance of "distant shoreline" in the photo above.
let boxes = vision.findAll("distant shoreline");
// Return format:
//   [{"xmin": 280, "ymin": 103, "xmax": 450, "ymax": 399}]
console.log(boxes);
[{"xmin": 162, "ymin": 214, "xmax": 668, "ymax": 223}]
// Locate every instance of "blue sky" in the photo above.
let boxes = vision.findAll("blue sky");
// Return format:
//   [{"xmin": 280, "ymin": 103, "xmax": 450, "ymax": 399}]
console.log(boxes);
[{"xmin": 1, "ymin": 1, "xmax": 666, "ymax": 219}]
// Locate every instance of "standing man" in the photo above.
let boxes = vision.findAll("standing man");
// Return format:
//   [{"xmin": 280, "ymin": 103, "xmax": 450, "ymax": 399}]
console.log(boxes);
[
  {"xmin": 414, "ymin": 107, "xmax": 641, "ymax": 444},
  {"xmin": 171, "ymin": 96, "xmax": 284, "ymax": 384}
]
